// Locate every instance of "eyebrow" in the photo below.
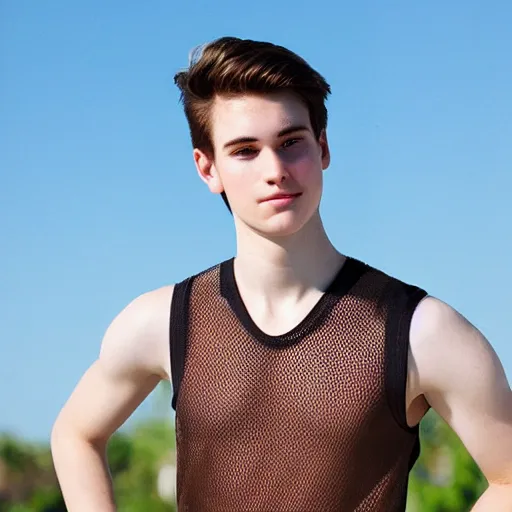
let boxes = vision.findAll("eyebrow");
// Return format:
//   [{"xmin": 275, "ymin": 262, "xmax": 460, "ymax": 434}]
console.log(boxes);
[{"xmin": 222, "ymin": 124, "xmax": 309, "ymax": 150}]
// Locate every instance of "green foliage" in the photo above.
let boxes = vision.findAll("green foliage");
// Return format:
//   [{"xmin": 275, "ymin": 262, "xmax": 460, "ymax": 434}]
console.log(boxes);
[
  {"xmin": 0, "ymin": 434, "xmax": 39, "ymax": 476},
  {"xmin": 108, "ymin": 432, "xmax": 133, "ymax": 474},
  {"xmin": 407, "ymin": 410, "xmax": 487, "ymax": 511},
  {"xmin": 27, "ymin": 486, "xmax": 66, "ymax": 512},
  {"xmin": 108, "ymin": 419, "xmax": 177, "ymax": 512}
]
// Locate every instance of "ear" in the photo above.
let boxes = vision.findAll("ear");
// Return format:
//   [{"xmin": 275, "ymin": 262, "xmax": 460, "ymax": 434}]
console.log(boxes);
[
  {"xmin": 193, "ymin": 148, "xmax": 224, "ymax": 194},
  {"xmin": 319, "ymin": 130, "xmax": 331, "ymax": 170}
]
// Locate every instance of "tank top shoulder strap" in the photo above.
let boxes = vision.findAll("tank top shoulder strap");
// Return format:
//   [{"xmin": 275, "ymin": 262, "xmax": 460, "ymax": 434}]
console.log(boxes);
[
  {"xmin": 383, "ymin": 278, "xmax": 428, "ymax": 432},
  {"xmin": 169, "ymin": 276, "xmax": 194, "ymax": 411}
]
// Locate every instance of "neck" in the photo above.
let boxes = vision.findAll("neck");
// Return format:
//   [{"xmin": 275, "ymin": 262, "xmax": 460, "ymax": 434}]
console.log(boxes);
[{"xmin": 233, "ymin": 211, "xmax": 345, "ymax": 301}]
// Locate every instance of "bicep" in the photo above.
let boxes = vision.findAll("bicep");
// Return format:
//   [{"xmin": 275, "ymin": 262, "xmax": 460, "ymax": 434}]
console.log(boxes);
[{"xmin": 412, "ymin": 297, "xmax": 512, "ymax": 484}]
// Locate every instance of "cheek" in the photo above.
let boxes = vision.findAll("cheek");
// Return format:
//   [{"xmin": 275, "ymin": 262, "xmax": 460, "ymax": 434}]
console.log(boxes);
[
  {"xmin": 219, "ymin": 160, "xmax": 255, "ymax": 195},
  {"xmin": 289, "ymin": 153, "xmax": 322, "ymax": 185}
]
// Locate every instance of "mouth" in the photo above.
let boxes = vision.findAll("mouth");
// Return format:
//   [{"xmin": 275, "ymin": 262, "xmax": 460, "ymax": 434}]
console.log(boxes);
[{"xmin": 260, "ymin": 192, "xmax": 302, "ymax": 203}]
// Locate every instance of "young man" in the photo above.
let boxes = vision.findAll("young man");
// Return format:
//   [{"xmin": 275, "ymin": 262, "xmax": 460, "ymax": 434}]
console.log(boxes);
[{"xmin": 51, "ymin": 37, "xmax": 512, "ymax": 511}]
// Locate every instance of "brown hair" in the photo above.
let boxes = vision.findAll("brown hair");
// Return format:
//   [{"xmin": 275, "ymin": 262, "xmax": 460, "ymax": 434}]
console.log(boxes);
[{"xmin": 174, "ymin": 37, "xmax": 331, "ymax": 210}]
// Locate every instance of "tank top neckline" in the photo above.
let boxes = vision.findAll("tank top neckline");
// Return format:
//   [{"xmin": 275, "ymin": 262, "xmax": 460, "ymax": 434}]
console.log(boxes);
[{"xmin": 219, "ymin": 256, "xmax": 368, "ymax": 348}]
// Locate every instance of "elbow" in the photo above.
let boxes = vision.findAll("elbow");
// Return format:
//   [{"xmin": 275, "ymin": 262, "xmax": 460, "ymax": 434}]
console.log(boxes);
[
  {"xmin": 50, "ymin": 415, "xmax": 73, "ymax": 460},
  {"xmin": 50, "ymin": 415, "xmax": 106, "ymax": 457},
  {"xmin": 50, "ymin": 411, "xmax": 73, "ymax": 448},
  {"xmin": 477, "ymin": 481, "xmax": 512, "ymax": 508},
  {"xmin": 50, "ymin": 414, "xmax": 64, "ymax": 451}
]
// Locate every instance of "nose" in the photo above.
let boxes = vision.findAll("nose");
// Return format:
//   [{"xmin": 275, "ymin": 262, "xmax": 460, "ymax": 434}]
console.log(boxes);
[{"xmin": 262, "ymin": 149, "xmax": 289, "ymax": 185}]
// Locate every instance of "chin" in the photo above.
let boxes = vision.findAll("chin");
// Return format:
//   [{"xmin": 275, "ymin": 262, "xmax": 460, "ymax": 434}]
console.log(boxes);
[
  {"xmin": 234, "ymin": 198, "xmax": 321, "ymax": 239},
  {"xmin": 253, "ymin": 211, "xmax": 314, "ymax": 238}
]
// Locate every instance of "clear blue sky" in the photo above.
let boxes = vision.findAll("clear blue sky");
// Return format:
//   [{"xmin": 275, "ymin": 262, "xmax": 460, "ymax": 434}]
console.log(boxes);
[{"xmin": 1, "ymin": 1, "xmax": 511, "ymax": 442}]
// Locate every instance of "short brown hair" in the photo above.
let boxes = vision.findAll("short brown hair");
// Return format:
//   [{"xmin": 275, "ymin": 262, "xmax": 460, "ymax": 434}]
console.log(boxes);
[{"xmin": 174, "ymin": 37, "xmax": 331, "ymax": 210}]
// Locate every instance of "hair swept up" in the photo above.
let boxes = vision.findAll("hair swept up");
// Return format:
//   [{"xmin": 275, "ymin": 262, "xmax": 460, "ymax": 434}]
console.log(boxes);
[{"xmin": 174, "ymin": 37, "xmax": 331, "ymax": 210}]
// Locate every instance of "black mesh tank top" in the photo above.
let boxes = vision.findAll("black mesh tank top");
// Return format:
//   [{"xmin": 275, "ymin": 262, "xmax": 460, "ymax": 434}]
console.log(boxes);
[{"xmin": 169, "ymin": 257, "xmax": 428, "ymax": 511}]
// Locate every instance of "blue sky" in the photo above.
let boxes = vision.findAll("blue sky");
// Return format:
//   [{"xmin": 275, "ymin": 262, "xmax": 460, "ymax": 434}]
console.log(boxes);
[{"xmin": 1, "ymin": 1, "xmax": 511, "ymax": 442}]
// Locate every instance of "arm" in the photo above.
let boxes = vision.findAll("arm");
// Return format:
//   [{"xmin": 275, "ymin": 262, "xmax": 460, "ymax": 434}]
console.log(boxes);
[
  {"xmin": 51, "ymin": 285, "xmax": 173, "ymax": 512},
  {"xmin": 409, "ymin": 297, "xmax": 512, "ymax": 510}
]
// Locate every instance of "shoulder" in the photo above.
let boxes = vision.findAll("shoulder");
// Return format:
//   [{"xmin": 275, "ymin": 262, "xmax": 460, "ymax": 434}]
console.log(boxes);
[
  {"xmin": 409, "ymin": 296, "xmax": 503, "ymax": 393},
  {"xmin": 410, "ymin": 295, "xmax": 465, "ymax": 341},
  {"xmin": 410, "ymin": 296, "xmax": 486, "ymax": 368},
  {"xmin": 99, "ymin": 285, "xmax": 175, "ymax": 381}
]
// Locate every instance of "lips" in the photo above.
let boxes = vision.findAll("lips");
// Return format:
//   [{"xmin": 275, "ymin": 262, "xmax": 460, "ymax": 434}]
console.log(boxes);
[{"xmin": 260, "ymin": 192, "xmax": 302, "ymax": 203}]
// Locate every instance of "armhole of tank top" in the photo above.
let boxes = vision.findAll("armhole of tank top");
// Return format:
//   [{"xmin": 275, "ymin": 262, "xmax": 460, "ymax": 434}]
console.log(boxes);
[
  {"xmin": 169, "ymin": 276, "xmax": 194, "ymax": 412},
  {"xmin": 384, "ymin": 281, "xmax": 428, "ymax": 433}
]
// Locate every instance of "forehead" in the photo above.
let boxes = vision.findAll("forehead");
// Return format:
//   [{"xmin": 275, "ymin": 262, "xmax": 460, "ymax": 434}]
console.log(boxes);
[{"xmin": 210, "ymin": 92, "xmax": 311, "ymax": 145}]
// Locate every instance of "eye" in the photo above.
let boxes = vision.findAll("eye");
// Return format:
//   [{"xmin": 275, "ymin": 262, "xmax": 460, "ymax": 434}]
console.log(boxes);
[
  {"xmin": 232, "ymin": 147, "xmax": 258, "ymax": 157},
  {"xmin": 282, "ymin": 138, "xmax": 301, "ymax": 149}
]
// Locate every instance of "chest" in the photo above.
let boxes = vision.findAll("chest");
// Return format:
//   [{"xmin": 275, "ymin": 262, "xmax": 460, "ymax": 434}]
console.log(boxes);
[{"xmin": 177, "ymin": 311, "xmax": 388, "ymax": 441}]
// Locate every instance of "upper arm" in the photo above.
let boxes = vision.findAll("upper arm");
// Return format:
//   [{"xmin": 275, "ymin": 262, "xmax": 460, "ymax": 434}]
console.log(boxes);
[
  {"xmin": 410, "ymin": 296, "xmax": 512, "ymax": 485},
  {"xmin": 53, "ymin": 285, "xmax": 174, "ymax": 445}
]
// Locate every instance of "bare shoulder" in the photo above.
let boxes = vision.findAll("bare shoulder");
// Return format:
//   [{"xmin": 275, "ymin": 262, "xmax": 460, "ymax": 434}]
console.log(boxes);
[
  {"xmin": 99, "ymin": 284, "xmax": 175, "ymax": 382},
  {"xmin": 408, "ymin": 296, "xmax": 504, "ymax": 390}
]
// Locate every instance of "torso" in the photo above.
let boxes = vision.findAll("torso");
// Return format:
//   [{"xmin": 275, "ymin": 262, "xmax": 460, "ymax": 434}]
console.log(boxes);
[
  {"xmin": 167, "ymin": 256, "xmax": 430, "ymax": 511},
  {"xmin": 160, "ymin": 265, "xmax": 431, "ymax": 429}
]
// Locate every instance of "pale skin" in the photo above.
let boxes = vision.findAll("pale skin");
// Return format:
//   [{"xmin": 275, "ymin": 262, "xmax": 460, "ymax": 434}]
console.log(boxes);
[{"xmin": 51, "ymin": 91, "xmax": 512, "ymax": 510}]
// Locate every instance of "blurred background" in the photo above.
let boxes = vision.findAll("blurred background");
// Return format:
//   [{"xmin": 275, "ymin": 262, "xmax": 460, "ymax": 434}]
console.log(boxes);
[{"xmin": 1, "ymin": 1, "xmax": 510, "ymax": 510}]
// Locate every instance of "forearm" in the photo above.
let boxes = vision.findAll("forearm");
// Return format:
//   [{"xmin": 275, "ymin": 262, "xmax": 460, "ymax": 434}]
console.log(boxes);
[
  {"xmin": 471, "ymin": 483, "xmax": 512, "ymax": 511},
  {"xmin": 51, "ymin": 425, "xmax": 116, "ymax": 512}
]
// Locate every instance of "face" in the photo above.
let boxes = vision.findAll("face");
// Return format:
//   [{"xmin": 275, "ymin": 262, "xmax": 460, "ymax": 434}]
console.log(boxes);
[{"xmin": 194, "ymin": 91, "xmax": 330, "ymax": 237}]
